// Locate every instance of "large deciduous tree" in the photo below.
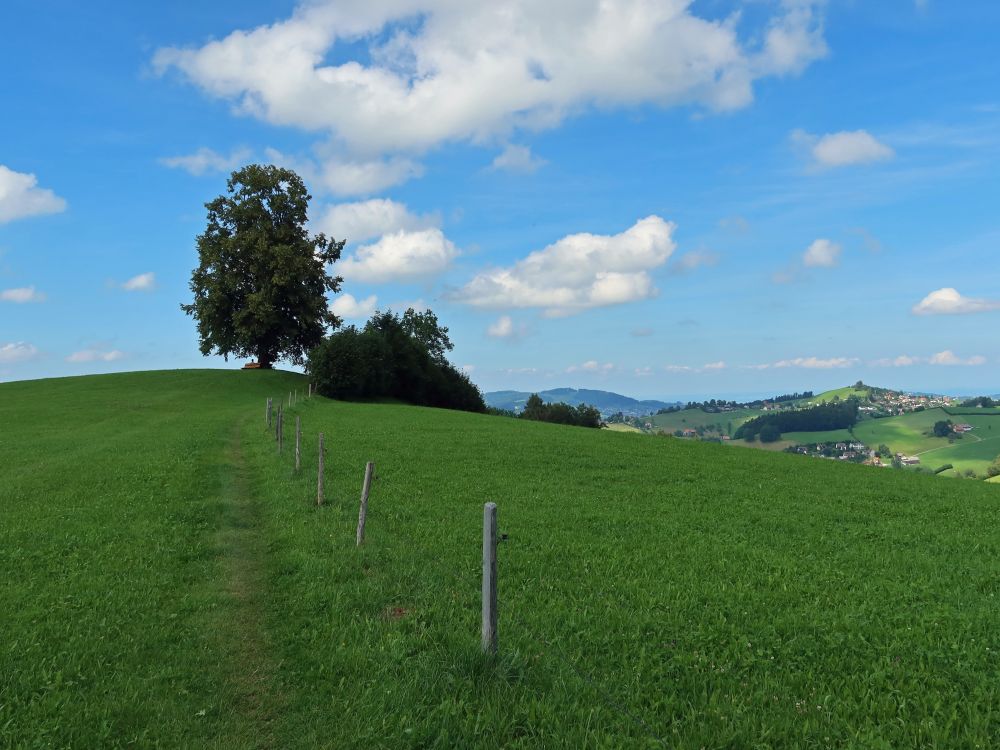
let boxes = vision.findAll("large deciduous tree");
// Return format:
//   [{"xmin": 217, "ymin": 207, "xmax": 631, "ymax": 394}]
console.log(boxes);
[{"xmin": 181, "ymin": 164, "xmax": 344, "ymax": 369}]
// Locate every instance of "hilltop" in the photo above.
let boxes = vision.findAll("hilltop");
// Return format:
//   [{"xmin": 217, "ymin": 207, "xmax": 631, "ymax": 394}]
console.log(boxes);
[
  {"xmin": 484, "ymin": 387, "xmax": 679, "ymax": 417},
  {"xmin": 4, "ymin": 370, "xmax": 1000, "ymax": 747}
]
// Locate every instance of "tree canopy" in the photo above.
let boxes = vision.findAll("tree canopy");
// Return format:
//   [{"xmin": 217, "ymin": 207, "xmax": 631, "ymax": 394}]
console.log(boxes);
[{"xmin": 181, "ymin": 164, "xmax": 344, "ymax": 368}]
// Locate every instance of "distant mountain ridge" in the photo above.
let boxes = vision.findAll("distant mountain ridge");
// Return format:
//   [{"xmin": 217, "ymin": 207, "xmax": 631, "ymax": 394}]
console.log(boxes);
[{"xmin": 484, "ymin": 388, "xmax": 679, "ymax": 417}]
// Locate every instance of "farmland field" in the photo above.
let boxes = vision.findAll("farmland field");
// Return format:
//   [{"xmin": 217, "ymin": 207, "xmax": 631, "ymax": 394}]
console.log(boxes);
[{"xmin": 4, "ymin": 370, "xmax": 1000, "ymax": 747}]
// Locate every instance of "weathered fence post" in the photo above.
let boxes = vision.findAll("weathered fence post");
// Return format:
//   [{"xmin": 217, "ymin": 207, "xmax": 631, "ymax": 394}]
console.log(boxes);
[
  {"xmin": 276, "ymin": 404, "xmax": 282, "ymax": 441},
  {"xmin": 317, "ymin": 433, "xmax": 325, "ymax": 506},
  {"xmin": 482, "ymin": 502, "xmax": 498, "ymax": 654},
  {"xmin": 277, "ymin": 410, "xmax": 283, "ymax": 454},
  {"xmin": 295, "ymin": 416, "xmax": 301, "ymax": 472},
  {"xmin": 288, "ymin": 391, "xmax": 292, "ymax": 409},
  {"xmin": 266, "ymin": 397, "xmax": 272, "ymax": 427},
  {"xmin": 356, "ymin": 462, "xmax": 374, "ymax": 546}
]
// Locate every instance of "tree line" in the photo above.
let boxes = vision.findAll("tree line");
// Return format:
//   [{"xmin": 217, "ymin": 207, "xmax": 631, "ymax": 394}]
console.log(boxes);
[{"xmin": 735, "ymin": 399, "xmax": 860, "ymax": 441}]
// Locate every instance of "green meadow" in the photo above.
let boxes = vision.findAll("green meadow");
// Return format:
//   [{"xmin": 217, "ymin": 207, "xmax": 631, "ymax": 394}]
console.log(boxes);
[{"xmin": 4, "ymin": 370, "xmax": 1000, "ymax": 747}]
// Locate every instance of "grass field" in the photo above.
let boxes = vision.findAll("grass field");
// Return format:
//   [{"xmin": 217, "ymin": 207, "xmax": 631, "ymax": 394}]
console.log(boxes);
[
  {"xmin": 793, "ymin": 386, "xmax": 870, "ymax": 406},
  {"xmin": 780, "ymin": 429, "xmax": 856, "ymax": 445},
  {"xmin": 648, "ymin": 407, "xmax": 760, "ymax": 435},
  {"xmin": 5, "ymin": 370, "xmax": 1000, "ymax": 747}
]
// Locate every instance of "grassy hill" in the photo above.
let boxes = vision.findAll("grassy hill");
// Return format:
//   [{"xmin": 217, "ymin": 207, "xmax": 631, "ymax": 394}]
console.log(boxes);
[
  {"xmin": 4, "ymin": 370, "xmax": 1000, "ymax": 747},
  {"xmin": 853, "ymin": 407, "xmax": 1000, "ymax": 474}
]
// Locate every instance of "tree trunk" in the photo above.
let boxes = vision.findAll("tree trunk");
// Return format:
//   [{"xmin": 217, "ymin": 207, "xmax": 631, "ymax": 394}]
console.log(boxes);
[{"xmin": 258, "ymin": 349, "xmax": 274, "ymax": 369}]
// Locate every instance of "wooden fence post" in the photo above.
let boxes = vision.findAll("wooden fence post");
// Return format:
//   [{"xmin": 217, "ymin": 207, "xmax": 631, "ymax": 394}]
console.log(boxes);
[
  {"xmin": 482, "ymin": 502, "xmax": 498, "ymax": 654},
  {"xmin": 266, "ymin": 397, "xmax": 272, "ymax": 427},
  {"xmin": 277, "ymin": 410, "xmax": 283, "ymax": 454},
  {"xmin": 295, "ymin": 416, "xmax": 301, "ymax": 472},
  {"xmin": 317, "ymin": 433, "xmax": 325, "ymax": 506},
  {"xmin": 356, "ymin": 462, "xmax": 374, "ymax": 546}
]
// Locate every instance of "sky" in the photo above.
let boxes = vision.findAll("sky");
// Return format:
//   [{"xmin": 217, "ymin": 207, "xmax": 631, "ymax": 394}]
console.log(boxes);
[{"xmin": 1, "ymin": 0, "xmax": 999, "ymax": 400}]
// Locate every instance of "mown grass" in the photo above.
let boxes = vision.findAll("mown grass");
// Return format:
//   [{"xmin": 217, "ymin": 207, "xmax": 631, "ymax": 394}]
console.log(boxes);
[{"xmin": 5, "ymin": 370, "xmax": 1000, "ymax": 748}]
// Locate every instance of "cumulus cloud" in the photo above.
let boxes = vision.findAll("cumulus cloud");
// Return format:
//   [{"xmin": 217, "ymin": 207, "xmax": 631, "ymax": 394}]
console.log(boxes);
[
  {"xmin": 871, "ymin": 355, "xmax": 921, "ymax": 367},
  {"xmin": 912, "ymin": 287, "xmax": 1000, "ymax": 315},
  {"xmin": 487, "ymin": 315, "xmax": 515, "ymax": 339},
  {"xmin": 793, "ymin": 129, "xmax": 894, "ymax": 168},
  {"xmin": 929, "ymin": 350, "xmax": 987, "ymax": 366},
  {"xmin": 0, "ymin": 165, "xmax": 66, "ymax": 224},
  {"xmin": 567, "ymin": 360, "xmax": 614, "ymax": 374},
  {"xmin": 452, "ymin": 215, "xmax": 676, "ymax": 317},
  {"xmin": 1, "ymin": 286, "xmax": 46, "ymax": 303},
  {"xmin": 772, "ymin": 356, "xmax": 859, "ymax": 369},
  {"xmin": 802, "ymin": 238, "xmax": 841, "ymax": 268},
  {"xmin": 313, "ymin": 198, "xmax": 436, "ymax": 244},
  {"xmin": 0, "ymin": 342, "xmax": 40, "ymax": 363},
  {"xmin": 668, "ymin": 249, "xmax": 719, "ymax": 275},
  {"xmin": 159, "ymin": 147, "xmax": 252, "ymax": 176},
  {"xmin": 491, "ymin": 144, "xmax": 546, "ymax": 174},
  {"xmin": 340, "ymin": 228, "xmax": 457, "ymax": 283},
  {"xmin": 265, "ymin": 147, "xmax": 424, "ymax": 196},
  {"xmin": 155, "ymin": 1, "xmax": 826, "ymax": 187},
  {"xmin": 66, "ymin": 348, "xmax": 126, "ymax": 364},
  {"xmin": 122, "ymin": 272, "xmax": 156, "ymax": 292},
  {"xmin": 329, "ymin": 293, "xmax": 378, "ymax": 319},
  {"xmin": 664, "ymin": 361, "xmax": 725, "ymax": 374}
]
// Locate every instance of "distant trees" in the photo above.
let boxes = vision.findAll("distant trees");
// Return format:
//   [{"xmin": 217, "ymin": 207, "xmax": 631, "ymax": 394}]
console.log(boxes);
[
  {"xmin": 521, "ymin": 394, "xmax": 601, "ymax": 428},
  {"xmin": 988, "ymin": 456, "xmax": 1000, "ymax": 478},
  {"xmin": 182, "ymin": 165, "xmax": 344, "ymax": 368},
  {"xmin": 962, "ymin": 396, "xmax": 997, "ymax": 408},
  {"xmin": 306, "ymin": 308, "xmax": 485, "ymax": 413},
  {"xmin": 735, "ymin": 399, "xmax": 860, "ymax": 441},
  {"xmin": 932, "ymin": 420, "xmax": 953, "ymax": 438}
]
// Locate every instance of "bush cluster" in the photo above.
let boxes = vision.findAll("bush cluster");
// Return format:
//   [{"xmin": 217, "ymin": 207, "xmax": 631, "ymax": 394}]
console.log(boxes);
[
  {"xmin": 307, "ymin": 309, "xmax": 485, "ymax": 413},
  {"xmin": 521, "ymin": 394, "xmax": 601, "ymax": 428}
]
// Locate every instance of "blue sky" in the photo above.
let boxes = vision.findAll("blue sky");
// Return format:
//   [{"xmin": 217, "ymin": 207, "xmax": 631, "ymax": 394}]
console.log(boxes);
[{"xmin": 2, "ymin": 0, "xmax": 998, "ymax": 399}]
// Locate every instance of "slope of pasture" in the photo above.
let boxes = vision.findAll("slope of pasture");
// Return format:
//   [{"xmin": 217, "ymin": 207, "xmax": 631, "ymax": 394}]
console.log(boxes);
[
  {"xmin": 793, "ymin": 385, "xmax": 870, "ymax": 406},
  {"xmin": 854, "ymin": 408, "xmax": 1000, "ymax": 474},
  {"xmin": 648, "ymin": 406, "xmax": 760, "ymax": 435},
  {"xmin": 5, "ymin": 370, "xmax": 1000, "ymax": 747},
  {"xmin": 0, "ymin": 369, "xmax": 305, "ymax": 747}
]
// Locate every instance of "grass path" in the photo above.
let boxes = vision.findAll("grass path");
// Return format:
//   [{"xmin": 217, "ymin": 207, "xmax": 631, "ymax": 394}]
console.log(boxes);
[{"xmin": 211, "ymin": 422, "xmax": 282, "ymax": 748}]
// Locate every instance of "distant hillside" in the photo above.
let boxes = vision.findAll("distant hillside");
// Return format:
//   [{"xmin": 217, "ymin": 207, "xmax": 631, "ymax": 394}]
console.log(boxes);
[{"xmin": 484, "ymin": 388, "xmax": 679, "ymax": 417}]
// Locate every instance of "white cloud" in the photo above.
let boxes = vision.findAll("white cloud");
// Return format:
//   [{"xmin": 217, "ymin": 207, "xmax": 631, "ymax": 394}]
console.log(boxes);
[
  {"xmin": 487, "ymin": 315, "xmax": 515, "ymax": 339},
  {"xmin": 159, "ymin": 147, "xmax": 251, "ymax": 176},
  {"xmin": 0, "ymin": 342, "xmax": 40, "ymax": 363},
  {"xmin": 1, "ymin": 286, "xmax": 46, "ymax": 303},
  {"xmin": 340, "ymin": 228, "xmax": 457, "ymax": 282},
  {"xmin": 912, "ymin": 287, "xmax": 1000, "ymax": 315},
  {"xmin": 929, "ymin": 350, "xmax": 987, "ymax": 366},
  {"xmin": 567, "ymin": 360, "xmax": 614, "ymax": 374},
  {"xmin": 66, "ymin": 348, "xmax": 127, "ymax": 364},
  {"xmin": 668, "ymin": 249, "xmax": 719, "ymax": 275},
  {"xmin": 155, "ymin": 1, "xmax": 826, "ymax": 188},
  {"xmin": 802, "ymin": 239, "xmax": 841, "ymax": 268},
  {"xmin": 794, "ymin": 129, "xmax": 894, "ymax": 168},
  {"xmin": 313, "ymin": 198, "xmax": 436, "ymax": 244},
  {"xmin": 122, "ymin": 272, "xmax": 156, "ymax": 292},
  {"xmin": 266, "ymin": 147, "xmax": 424, "ymax": 196},
  {"xmin": 773, "ymin": 356, "xmax": 859, "ymax": 369},
  {"xmin": 634, "ymin": 366, "xmax": 653, "ymax": 377},
  {"xmin": 329, "ymin": 293, "xmax": 378, "ymax": 319},
  {"xmin": 0, "ymin": 165, "xmax": 66, "ymax": 224},
  {"xmin": 491, "ymin": 144, "xmax": 546, "ymax": 174},
  {"xmin": 461, "ymin": 364, "xmax": 475, "ymax": 374},
  {"xmin": 664, "ymin": 361, "xmax": 725, "ymax": 374},
  {"xmin": 871, "ymin": 355, "xmax": 921, "ymax": 367},
  {"xmin": 452, "ymin": 215, "xmax": 676, "ymax": 317}
]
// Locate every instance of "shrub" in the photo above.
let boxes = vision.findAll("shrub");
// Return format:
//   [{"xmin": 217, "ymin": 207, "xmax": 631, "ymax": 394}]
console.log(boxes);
[{"xmin": 307, "ymin": 309, "xmax": 485, "ymax": 413}]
